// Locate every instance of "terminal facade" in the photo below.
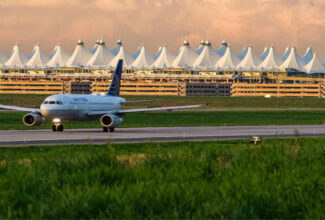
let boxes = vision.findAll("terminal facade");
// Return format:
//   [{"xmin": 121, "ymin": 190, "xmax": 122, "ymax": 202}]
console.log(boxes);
[
  {"xmin": 1, "ymin": 71, "xmax": 325, "ymax": 98},
  {"xmin": 0, "ymin": 39, "xmax": 325, "ymax": 98}
]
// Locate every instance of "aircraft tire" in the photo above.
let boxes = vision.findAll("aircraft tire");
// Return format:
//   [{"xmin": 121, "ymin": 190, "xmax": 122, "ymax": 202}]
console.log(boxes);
[
  {"xmin": 109, "ymin": 127, "xmax": 115, "ymax": 132},
  {"xmin": 52, "ymin": 125, "xmax": 57, "ymax": 132},
  {"xmin": 57, "ymin": 125, "xmax": 64, "ymax": 132},
  {"xmin": 103, "ymin": 127, "xmax": 108, "ymax": 132}
]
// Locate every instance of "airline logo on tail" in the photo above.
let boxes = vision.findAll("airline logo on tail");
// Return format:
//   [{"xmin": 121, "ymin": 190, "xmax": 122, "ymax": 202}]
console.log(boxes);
[{"xmin": 107, "ymin": 59, "xmax": 123, "ymax": 96}]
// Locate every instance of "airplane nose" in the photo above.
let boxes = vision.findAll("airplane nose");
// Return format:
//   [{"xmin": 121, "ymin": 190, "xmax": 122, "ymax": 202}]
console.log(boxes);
[
  {"xmin": 40, "ymin": 105, "xmax": 50, "ymax": 118},
  {"xmin": 40, "ymin": 104, "xmax": 59, "ymax": 118},
  {"xmin": 41, "ymin": 108, "xmax": 60, "ymax": 118}
]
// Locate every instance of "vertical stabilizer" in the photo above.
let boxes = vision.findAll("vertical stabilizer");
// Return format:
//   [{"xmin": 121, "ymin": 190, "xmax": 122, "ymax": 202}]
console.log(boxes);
[{"xmin": 107, "ymin": 59, "xmax": 123, "ymax": 96}]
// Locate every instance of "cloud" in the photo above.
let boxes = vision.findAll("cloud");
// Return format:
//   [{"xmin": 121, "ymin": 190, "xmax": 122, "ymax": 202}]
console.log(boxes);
[{"xmin": 0, "ymin": 0, "xmax": 324, "ymax": 59}]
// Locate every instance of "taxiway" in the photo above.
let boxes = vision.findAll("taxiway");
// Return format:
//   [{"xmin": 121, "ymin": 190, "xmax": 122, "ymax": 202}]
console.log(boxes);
[{"xmin": 0, "ymin": 125, "xmax": 325, "ymax": 146}]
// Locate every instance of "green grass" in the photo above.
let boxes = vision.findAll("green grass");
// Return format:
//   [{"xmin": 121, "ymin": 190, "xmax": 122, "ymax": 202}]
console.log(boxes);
[
  {"xmin": 1, "ymin": 94, "xmax": 325, "ymax": 109},
  {"xmin": 2, "ymin": 94, "xmax": 325, "ymax": 130},
  {"xmin": 2, "ymin": 110, "xmax": 325, "ymax": 130},
  {"xmin": 0, "ymin": 138, "xmax": 324, "ymax": 218}
]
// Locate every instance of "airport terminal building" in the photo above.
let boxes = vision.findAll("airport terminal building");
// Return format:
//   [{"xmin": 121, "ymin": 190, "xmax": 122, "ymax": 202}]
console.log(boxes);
[{"xmin": 1, "ymin": 39, "xmax": 325, "ymax": 97}]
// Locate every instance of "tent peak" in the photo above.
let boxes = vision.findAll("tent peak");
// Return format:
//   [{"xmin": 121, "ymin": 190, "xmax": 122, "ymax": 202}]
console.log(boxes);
[
  {"xmin": 221, "ymin": 40, "xmax": 228, "ymax": 47},
  {"xmin": 99, "ymin": 39, "xmax": 105, "ymax": 46},
  {"xmin": 77, "ymin": 40, "xmax": 84, "ymax": 45},
  {"xmin": 183, "ymin": 40, "xmax": 190, "ymax": 46}
]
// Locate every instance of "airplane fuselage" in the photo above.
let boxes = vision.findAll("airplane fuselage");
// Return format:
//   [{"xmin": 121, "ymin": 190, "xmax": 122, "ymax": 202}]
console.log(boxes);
[{"xmin": 40, "ymin": 94, "xmax": 125, "ymax": 121}]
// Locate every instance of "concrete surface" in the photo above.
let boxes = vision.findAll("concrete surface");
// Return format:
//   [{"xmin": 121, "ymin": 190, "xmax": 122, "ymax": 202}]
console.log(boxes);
[{"xmin": 0, "ymin": 125, "xmax": 324, "ymax": 146}]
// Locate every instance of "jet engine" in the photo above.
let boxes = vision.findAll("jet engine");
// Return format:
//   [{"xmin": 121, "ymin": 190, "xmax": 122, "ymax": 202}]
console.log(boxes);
[
  {"xmin": 23, "ymin": 113, "xmax": 45, "ymax": 126},
  {"xmin": 100, "ymin": 114, "xmax": 123, "ymax": 128}
]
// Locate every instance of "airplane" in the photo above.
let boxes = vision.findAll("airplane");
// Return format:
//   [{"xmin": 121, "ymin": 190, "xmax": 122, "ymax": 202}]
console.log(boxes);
[{"xmin": 0, "ymin": 60, "xmax": 202, "ymax": 132}]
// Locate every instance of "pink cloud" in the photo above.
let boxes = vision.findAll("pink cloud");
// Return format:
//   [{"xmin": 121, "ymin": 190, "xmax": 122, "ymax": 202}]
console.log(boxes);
[{"xmin": 0, "ymin": 0, "xmax": 324, "ymax": 59}]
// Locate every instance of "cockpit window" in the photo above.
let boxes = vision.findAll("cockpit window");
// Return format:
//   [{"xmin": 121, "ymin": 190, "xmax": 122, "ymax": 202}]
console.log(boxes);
[{"xmin": 43, "ymin": 100, "xmax": 63, "ymax": 105}]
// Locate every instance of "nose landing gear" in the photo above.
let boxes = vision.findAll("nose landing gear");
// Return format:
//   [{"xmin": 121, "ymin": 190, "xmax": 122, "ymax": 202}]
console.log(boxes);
[
  {"xmin": 52, "ymin": 118, "xmax": 63, "ymax": 132},
  {"xmin": 52, "ymin": 124, "xmax": 64, "ymax": 132},
  {"xmin": 103, "ymin": 127, "xmax": 115, "ymax": 132}
]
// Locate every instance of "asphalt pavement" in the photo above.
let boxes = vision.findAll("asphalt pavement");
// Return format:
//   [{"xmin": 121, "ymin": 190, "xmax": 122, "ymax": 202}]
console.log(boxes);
[{"xmin": 0, "ymin": 125, "xmax": 324, "ymax": 146}]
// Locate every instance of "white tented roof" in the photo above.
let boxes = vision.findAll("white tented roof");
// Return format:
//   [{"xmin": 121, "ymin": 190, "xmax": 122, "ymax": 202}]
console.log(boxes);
[
  {"xmin": 111, "ymin": 40, "xmax": 123, "ymax": 56},
  {"xmin": 192, "ymin": 40, "xmax": 220, "ymax": 68},
  {"xmin": 47, "ymin": 44, "xmax": 71, "ymax": 67},
  {"xmin": 5, "ymin": 44, "xmax": 28, "ymax": 67},
  {"xmin": 281, "ymin": 46, "xmax": 290, "ymax": 61},
  {"xmin": 237, "ymin": 46, "xmax": 261, "ymax": 70},
  {"xmin": 259, "ymin": 47, "xmax": 282, "ymax": 71},
  {"xmin": 151, "ymin": 45, "xmax": 176, "ymax": 69},
  {"xmin": 108, "ymin": 45, "xmax": 134, "ymax": 68},
  {"xmin": 154, "ymin": 46, "xmax": 163, "ymax": 60},
  {"xmin": 172, "ymin": 40, "xmax": 198, "ymax": 69},
  {"xmin": 25, "ymin": 44, "xmax": 49, "ymax": 67},
  {"xmin": 303, "ymin": 53, "xmax": 325, "ymax": 74},
  {"xmin": 131, "ymin": 45, "xmax": 154, "ymax": 69},
  {"xmin": 280, "ymin": 47, "xmax": 305, "ymax": 71},
  {"xmin": 87, "ymin": 40, "xmax": 114, "ymax": 67},
  {"xmin": 260, "ymin": 47, "xmax": 270, "ymax": 61},
  {"xmin": 66, "ymin": 40, "xmax": 92, "ymax": 67},
  {"xmin": 216, "ymin": 40, "xmax": 228, "ymax": 56},
  {"xmin": 215, "ymin": 46, "xmax": 240, "ymax": 70},
  {"xmin": 196, "ymin": 40, "xmax": 205, "ymax": 54},
  {"xmin": 132, "ymin": 46, "xmax": 141, "ymax": 59},
  {"xmin": 0, "ymin": 51, "xmax": 8, "ymax": 64},
  {"xmin": 90, "ymin": 39, "xmax": 101, "ymax": 54},
  {"xmin": 238, "ymin": 47, "xmax": 248, "ymax": 60},
  {"xmin": 302, "ymin": 47, "xmax": 313, "ymax": 64}
]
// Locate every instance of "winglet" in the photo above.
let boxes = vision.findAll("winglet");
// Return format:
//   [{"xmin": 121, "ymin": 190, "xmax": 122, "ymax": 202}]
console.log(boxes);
[{"xmin": 107, "ymin": 59, "xmax": 123, "ymax": 96}]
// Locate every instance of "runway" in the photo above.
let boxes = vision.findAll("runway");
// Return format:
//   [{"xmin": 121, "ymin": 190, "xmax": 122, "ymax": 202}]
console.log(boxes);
[{"xmin": 0, "ymin": 125, "xmax": 325, "ymax": 146}]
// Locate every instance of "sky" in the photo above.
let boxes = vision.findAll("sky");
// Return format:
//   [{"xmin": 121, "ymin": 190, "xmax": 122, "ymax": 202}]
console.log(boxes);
[{"xmin": 0, "ymin": 0, "xmax": 325, "ymax": 59}]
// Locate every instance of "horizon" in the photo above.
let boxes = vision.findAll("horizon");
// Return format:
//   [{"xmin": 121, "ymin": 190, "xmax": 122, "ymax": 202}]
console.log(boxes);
[{"xmin": 0, "ymin": 0, "xmax": 324, "ymax": 59}]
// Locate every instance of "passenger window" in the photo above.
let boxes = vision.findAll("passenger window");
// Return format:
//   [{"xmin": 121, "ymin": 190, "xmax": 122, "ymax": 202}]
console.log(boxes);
[
  {"xmin": 56, "ymin": 101, "xmax": 63, "ymax": 105},
  {"xmin": 43, "ymin": 101, "xmax": 49, "ymax": 104},
  {"xmin": 49, "ymin": 101, "xmax": 55, "ymax": 104}
]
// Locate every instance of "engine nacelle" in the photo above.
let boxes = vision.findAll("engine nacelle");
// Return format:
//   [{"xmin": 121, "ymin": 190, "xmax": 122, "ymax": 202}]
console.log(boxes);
[
  {"xmin": 23, "ymin": 113, "xmax": 45, "ymax": 126},
  {"xmin": 100, "ymin": 114, "xmax": 123, "ymax": 128}
]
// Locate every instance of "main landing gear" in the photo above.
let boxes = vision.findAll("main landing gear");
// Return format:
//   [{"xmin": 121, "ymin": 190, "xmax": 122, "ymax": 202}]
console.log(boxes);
[
  {"xmin": 103, "ymin": 127, "xmax": 115, "ymax": 132},
  {"xmin": 52, "ymin": 118, "xmax": 63, "ymax": 132}
]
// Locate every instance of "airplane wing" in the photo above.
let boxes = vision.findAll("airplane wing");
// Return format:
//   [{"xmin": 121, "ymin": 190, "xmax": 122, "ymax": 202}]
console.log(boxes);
[
  {"xmin": 87, "ymin": 104, "xmax": 203, "ymax": 116},
  {"xmin": 118, "ymin": 104, "xmax": 203, "ymax": 113},
  {"xmin": 0, "ymin": 104, "xmax": 40, "ymax": 113},
  {"xmin": 121, "ymin": 100, "xmax": 158, "ymax": 104}
]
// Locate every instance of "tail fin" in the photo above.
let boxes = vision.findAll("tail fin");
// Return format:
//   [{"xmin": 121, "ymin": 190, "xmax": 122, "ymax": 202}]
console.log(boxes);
[{"xmin": 107, "ymin": 59, "xmax": 123, "ymax": 96}]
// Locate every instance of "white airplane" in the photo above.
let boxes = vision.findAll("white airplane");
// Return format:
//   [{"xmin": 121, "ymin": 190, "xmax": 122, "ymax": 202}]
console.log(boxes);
[{"xmin": 0, "ymin": 60, "xmax": 202, "ymax": 132}]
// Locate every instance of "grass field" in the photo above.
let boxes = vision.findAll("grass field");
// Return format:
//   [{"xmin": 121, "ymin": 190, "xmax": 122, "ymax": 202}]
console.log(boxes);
[
  {"xmin": 2, "ymin": 94, "xmax": 325, "ymax": 129},
  {"xmin": 0, "ymin": 138, "xmax": 324, "ymax": 218},
  {"xmin": 2, "ymin": 110, "xmax": 325, "ymax": 130},
  {"xmin": 1, "ymin": 94, "xmax": 325, "ymax": 109}
]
